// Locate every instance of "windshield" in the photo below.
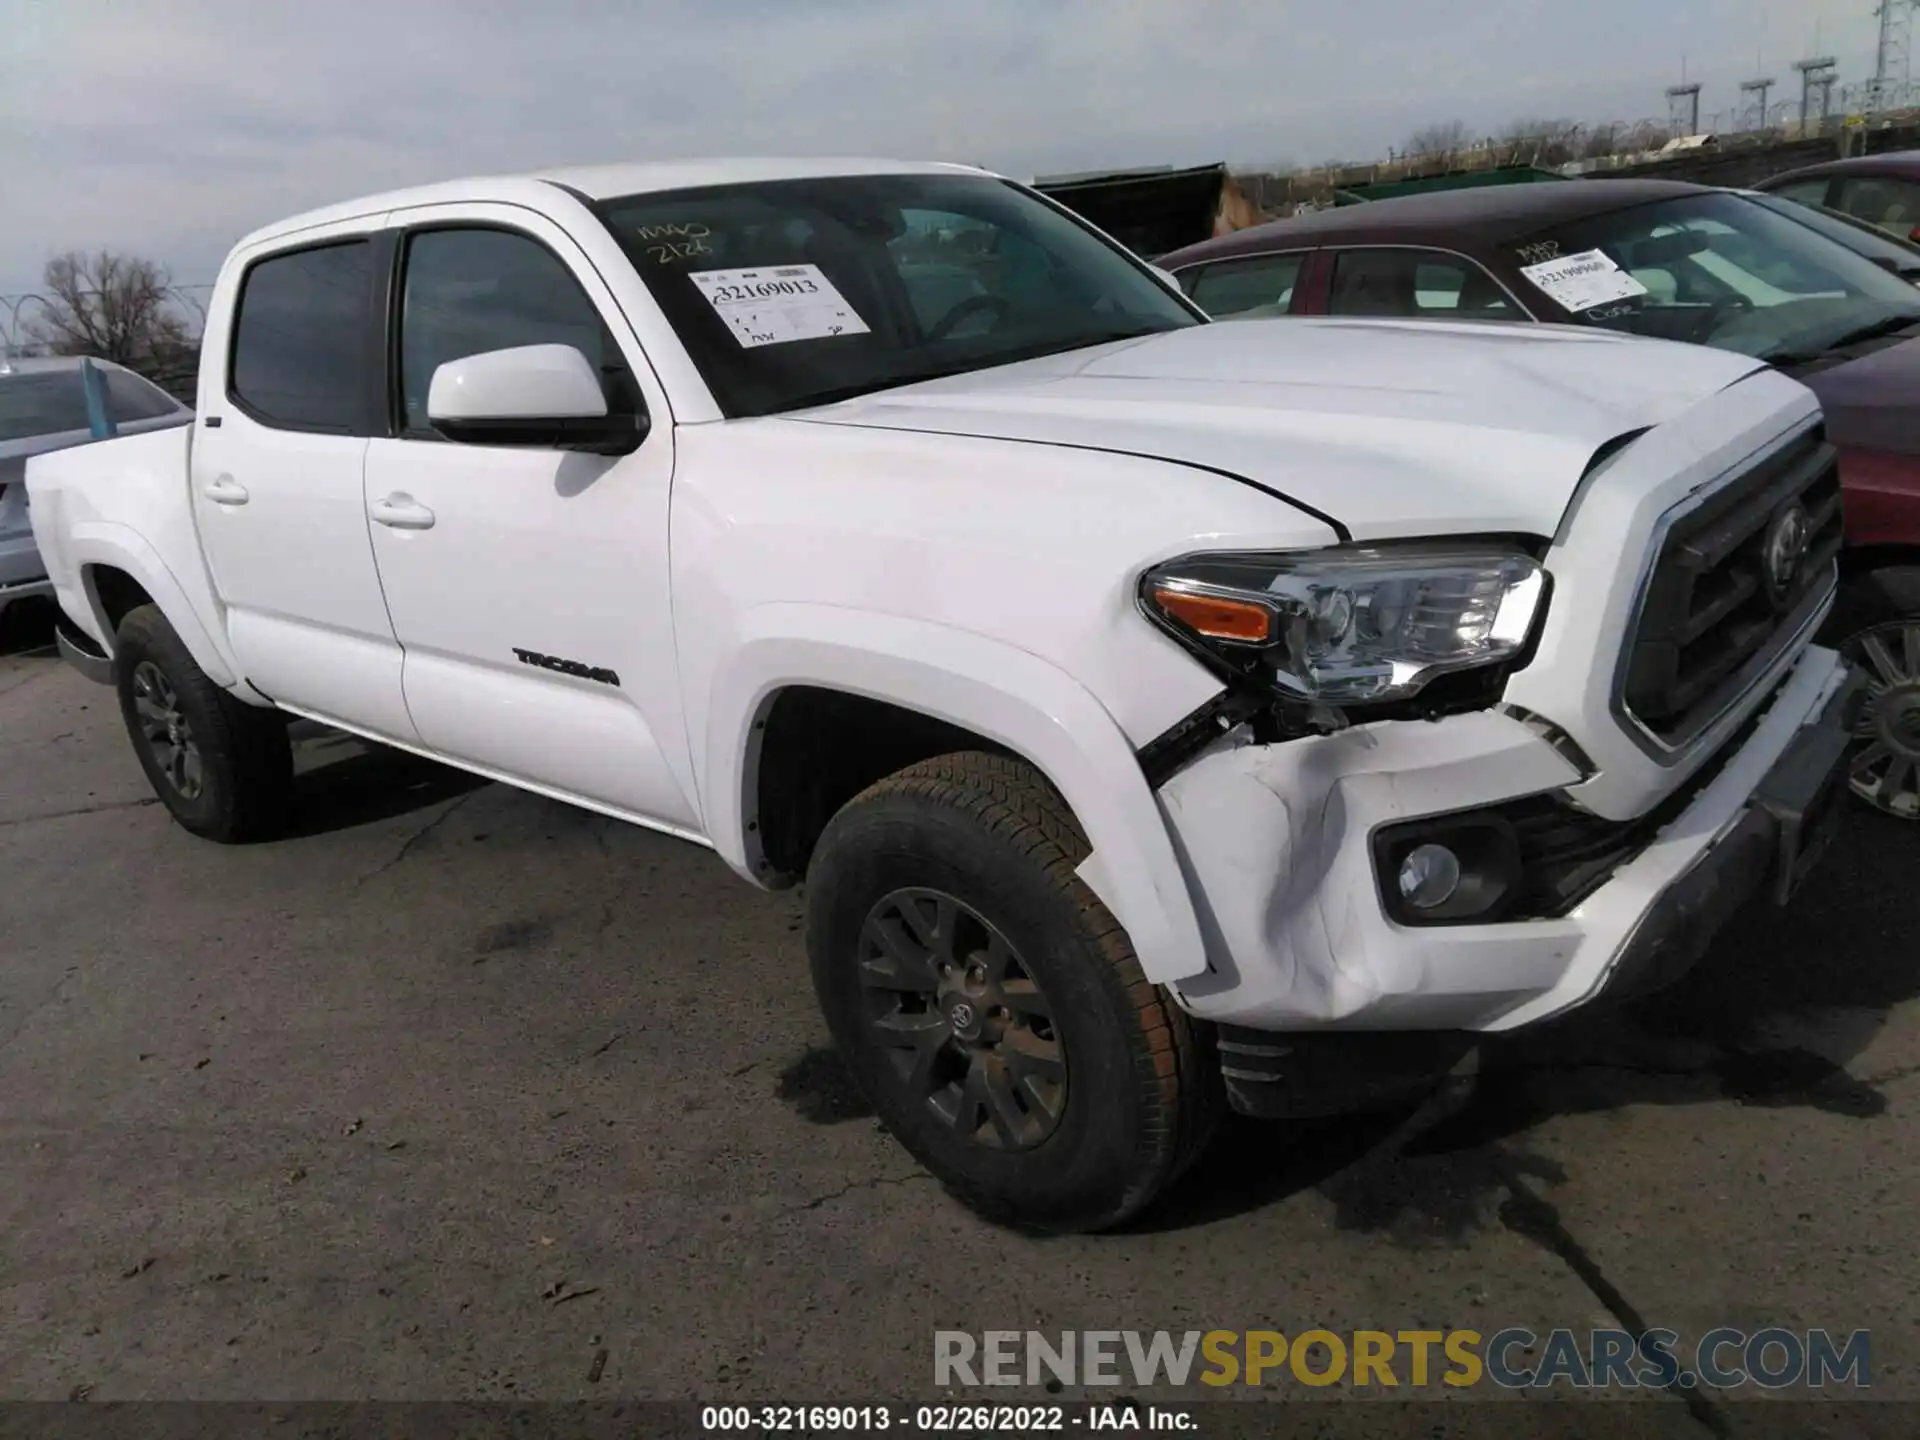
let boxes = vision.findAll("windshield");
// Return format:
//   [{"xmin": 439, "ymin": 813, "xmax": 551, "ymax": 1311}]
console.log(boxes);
[
  {"xmin": 596, "ymin": 172, "xmax": 1201, "ymax": 417},
  {"xmin": 1507, "ymin": 192, "xmax": 1920, "ymax": 363}
]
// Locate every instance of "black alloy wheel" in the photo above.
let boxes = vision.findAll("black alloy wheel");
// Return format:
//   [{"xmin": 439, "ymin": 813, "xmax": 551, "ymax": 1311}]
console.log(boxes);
[
  {"xmin": 112, "ymin": 603, "xmax": 293, "ymax": 842},
  {"xmin": 858, "ymin": 887, "xmax": 1067, "ymax": 1151},
  {"xmin": 129, "ymin": 659, "xmax": 206, "ymax": 801}
]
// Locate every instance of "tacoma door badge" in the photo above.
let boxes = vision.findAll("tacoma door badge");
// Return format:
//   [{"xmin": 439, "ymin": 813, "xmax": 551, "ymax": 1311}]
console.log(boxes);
[{"xmin": 512, "ymin": 648, "xmax": 621, "ymax": 687}]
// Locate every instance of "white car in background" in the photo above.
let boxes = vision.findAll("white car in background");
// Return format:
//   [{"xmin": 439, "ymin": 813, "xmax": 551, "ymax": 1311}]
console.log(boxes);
[{"xmin": 1, "ymin": 355, "xmax": 192, "ymax": 622}]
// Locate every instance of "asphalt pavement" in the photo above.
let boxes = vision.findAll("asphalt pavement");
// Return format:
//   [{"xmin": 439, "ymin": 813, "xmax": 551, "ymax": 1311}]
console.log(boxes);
[{"xmin": 2, "ymin": 603, "xmax": 1914, "ymax": 1435}]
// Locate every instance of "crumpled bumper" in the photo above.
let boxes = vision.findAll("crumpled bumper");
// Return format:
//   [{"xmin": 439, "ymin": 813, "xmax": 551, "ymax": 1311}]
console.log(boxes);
[{"xmin": 1157, "ymin": 643, "xmax": 1855, "ymax": 1036}]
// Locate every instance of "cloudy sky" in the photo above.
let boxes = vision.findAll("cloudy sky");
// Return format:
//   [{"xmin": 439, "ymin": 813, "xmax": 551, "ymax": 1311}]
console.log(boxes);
[{"xmin": 0, "ymin": 0, "xmax": 1871, "ymax": 296}]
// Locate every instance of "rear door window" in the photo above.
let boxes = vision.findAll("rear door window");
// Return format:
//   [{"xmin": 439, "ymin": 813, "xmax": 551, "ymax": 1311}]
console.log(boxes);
[
  {"xmin": 229, "ymin": 240, "xmax": 374, "ymax": 433},
  {"xmin": 1833, "ymin": 176, "xmax": 1920, "ymax": 241},
  {"xmin": 1330, "ymin": 249, "xmax": 1514, "ymax": 318},
  {"xmin": 1183, "ymin": 253, "xmax": 1307, "ymax": 318},
  {"xmin": 1768, "ymin": 179, "xmax": 1835, "ymax": 208}
]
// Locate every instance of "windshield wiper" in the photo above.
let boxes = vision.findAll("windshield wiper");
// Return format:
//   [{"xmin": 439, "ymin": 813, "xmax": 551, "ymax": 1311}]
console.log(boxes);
[{"xmin": 1765, "ymin": 311, "xmax": 1920, "ymax": 365}]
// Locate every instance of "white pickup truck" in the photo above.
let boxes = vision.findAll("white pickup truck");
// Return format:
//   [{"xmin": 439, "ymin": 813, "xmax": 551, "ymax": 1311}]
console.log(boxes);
[{"xmin": 28, "ymin": 158, "xmax": 1860, "ymax": 1231}]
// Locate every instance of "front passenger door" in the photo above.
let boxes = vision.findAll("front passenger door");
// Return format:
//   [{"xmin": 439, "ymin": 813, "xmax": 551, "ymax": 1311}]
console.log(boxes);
[{"xmin": 362, "ymin": 212, "xmax": 701, "ymax": 832}]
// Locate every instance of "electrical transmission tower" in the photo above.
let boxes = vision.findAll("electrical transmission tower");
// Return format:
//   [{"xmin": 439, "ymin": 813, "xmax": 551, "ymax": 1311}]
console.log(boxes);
[
  {"xmin": 1867, "ymin": 0, "xmax": 1917, "ymax": 114},
  {"xmin": 1740, "ymin": 76, "xmax": 1776, "ymax": 130},
  {"xmin": 1795, "ymin": 56, "xmax": 1839, "ymax": 130},
  {"xmin": 1666, "ymin": 82, "xmax": 1702, "ymax": 135}
]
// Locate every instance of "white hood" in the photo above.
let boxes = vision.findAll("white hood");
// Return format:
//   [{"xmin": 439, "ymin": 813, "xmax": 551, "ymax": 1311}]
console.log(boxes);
[{"xmin": 795, "ymin": 318, "xmax": 1773, "ymax": 540}]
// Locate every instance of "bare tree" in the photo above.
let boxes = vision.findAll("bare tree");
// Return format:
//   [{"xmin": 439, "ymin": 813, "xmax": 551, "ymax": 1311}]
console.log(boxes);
[
  {"xmin": 25, "ymin": 251, "xmax": 190, "ymax": 368},
  {"xmin": 1493, "ymin": 117, "xmax": 1582, "ymax": 166},
  {"xmin": 1403, "ymin": 120, "xmax": 1473, "ymax": 166}
]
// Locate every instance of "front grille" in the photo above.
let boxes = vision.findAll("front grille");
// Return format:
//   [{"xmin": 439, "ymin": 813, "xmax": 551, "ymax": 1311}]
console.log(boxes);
[{"xmin": 1618, "ymin": 427, "xmax": 1840, "ymax": 750}]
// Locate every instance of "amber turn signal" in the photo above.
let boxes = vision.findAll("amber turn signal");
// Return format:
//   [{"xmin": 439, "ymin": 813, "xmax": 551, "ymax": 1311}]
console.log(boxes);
[{"xmin": 1150, "ymin": 586, "xmax": 1275, "ymax": 644}]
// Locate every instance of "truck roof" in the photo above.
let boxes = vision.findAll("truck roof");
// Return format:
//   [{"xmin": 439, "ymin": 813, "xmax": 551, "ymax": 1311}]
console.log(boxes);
[{"xmin": 240, "ymin": 157, "xmax": 986, "ymax": 250}]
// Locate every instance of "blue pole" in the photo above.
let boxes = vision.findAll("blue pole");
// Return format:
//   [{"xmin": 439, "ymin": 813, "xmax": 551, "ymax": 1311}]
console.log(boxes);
[{"xmin": 79, "ymin": 358, "xmax": 119, "ymax": 440}]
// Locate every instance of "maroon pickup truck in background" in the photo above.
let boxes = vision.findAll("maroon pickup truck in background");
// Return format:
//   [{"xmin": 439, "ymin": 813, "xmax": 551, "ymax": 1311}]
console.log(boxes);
[{"xmin": 1159, "ymin": 178, "xmax": 1920, "ymax": 821}]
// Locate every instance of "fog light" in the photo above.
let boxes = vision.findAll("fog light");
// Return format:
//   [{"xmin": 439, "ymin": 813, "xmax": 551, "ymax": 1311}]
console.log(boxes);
[{"xmin": 1397, "ymin": 844, "xmax": 1461, "ymax": 910}]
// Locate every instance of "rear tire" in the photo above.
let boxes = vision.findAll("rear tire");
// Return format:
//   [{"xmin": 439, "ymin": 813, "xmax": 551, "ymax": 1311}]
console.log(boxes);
[
  {"xmin": 805, "ymin": 751, "xmax": 1222, "ymax": 1232},
  {"xmin": 114, "ymin": 604, "xmax": 293, "ymax": 842}
]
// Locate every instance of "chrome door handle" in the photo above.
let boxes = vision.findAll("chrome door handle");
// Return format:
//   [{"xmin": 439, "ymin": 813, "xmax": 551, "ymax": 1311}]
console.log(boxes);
[
  {"xmin": 370, "ymin": 494, "xmax": 436, "ymax": 531},
  {"xmin": 202, "ymin": 475, "xmax": 249, "ymax": 505}
]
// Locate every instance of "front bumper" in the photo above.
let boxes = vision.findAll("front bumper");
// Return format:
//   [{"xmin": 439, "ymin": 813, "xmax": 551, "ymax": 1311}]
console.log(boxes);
[
  {"xmin": 1158, "ymin": 642, "xmax": 1855, "ymax": 1036},
  {"xmin": 1594, "ymin": 663, "xmax": 1857, "ymax": 1000}
]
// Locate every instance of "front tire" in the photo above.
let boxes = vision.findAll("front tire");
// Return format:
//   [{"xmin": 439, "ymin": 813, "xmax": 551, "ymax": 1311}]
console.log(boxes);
[
  {"xmin": 114, "ymin": 604, "xmax": 293, "ymax": 842},
  {"xmin": 805, "ymin": 751, "xmax": 1221, "ymax": 1232},
  {"xmin": 1825, "ymin": 567, "xmax": 1920, "ymax": 821}
]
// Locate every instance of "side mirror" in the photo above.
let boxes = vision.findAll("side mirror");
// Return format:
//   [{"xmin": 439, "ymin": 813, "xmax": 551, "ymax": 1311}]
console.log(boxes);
[{"xmin": 427, "ymin": 344, "xmax": 647, "ymax": 456}]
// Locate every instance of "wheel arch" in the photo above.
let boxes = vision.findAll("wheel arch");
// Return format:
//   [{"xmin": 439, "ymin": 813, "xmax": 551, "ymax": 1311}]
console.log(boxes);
[
  {"xmin": 702, "ymin": 605, "xmax": 1214, "ymax": 985},
  {"xmin": 67, "ymin": 524, "xmax": 239, "ymax": 690}
]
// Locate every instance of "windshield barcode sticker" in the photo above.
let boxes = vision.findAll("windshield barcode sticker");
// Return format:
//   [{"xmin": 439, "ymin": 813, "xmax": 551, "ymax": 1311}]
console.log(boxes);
[
  {"xmin": 1518, "ymin": 249, "xmax": 1649, "ymax": 313},
  {"xmin": 689, "ymin": 264, "xmax": 871, "ymax": 348}
]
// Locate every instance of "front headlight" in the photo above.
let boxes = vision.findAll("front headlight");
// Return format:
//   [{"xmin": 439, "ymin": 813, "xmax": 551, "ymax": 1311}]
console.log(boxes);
[{"xmin": 1140, "ymin": 544, "xmax": 1548, "ymax": 704}]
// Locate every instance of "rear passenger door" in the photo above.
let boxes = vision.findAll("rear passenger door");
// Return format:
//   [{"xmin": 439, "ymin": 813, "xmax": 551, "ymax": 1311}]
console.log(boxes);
[
  {"xmin": 190, "ymin": 221, "xmax": 416, "ymax": 741},
  {"xmin": 1177, "ymin": 251, "xmax": 1311, "ymax": 318}
]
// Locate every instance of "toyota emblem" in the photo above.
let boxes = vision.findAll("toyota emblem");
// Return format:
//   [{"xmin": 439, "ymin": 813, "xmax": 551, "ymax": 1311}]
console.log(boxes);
[
  {"xmin": 948, "ymin": 1002, "xmax": 976, "ymax": 1031},
  {"xmin": 1763, "ymin": 504, "xmax": 1811, "ymax": 608}
]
